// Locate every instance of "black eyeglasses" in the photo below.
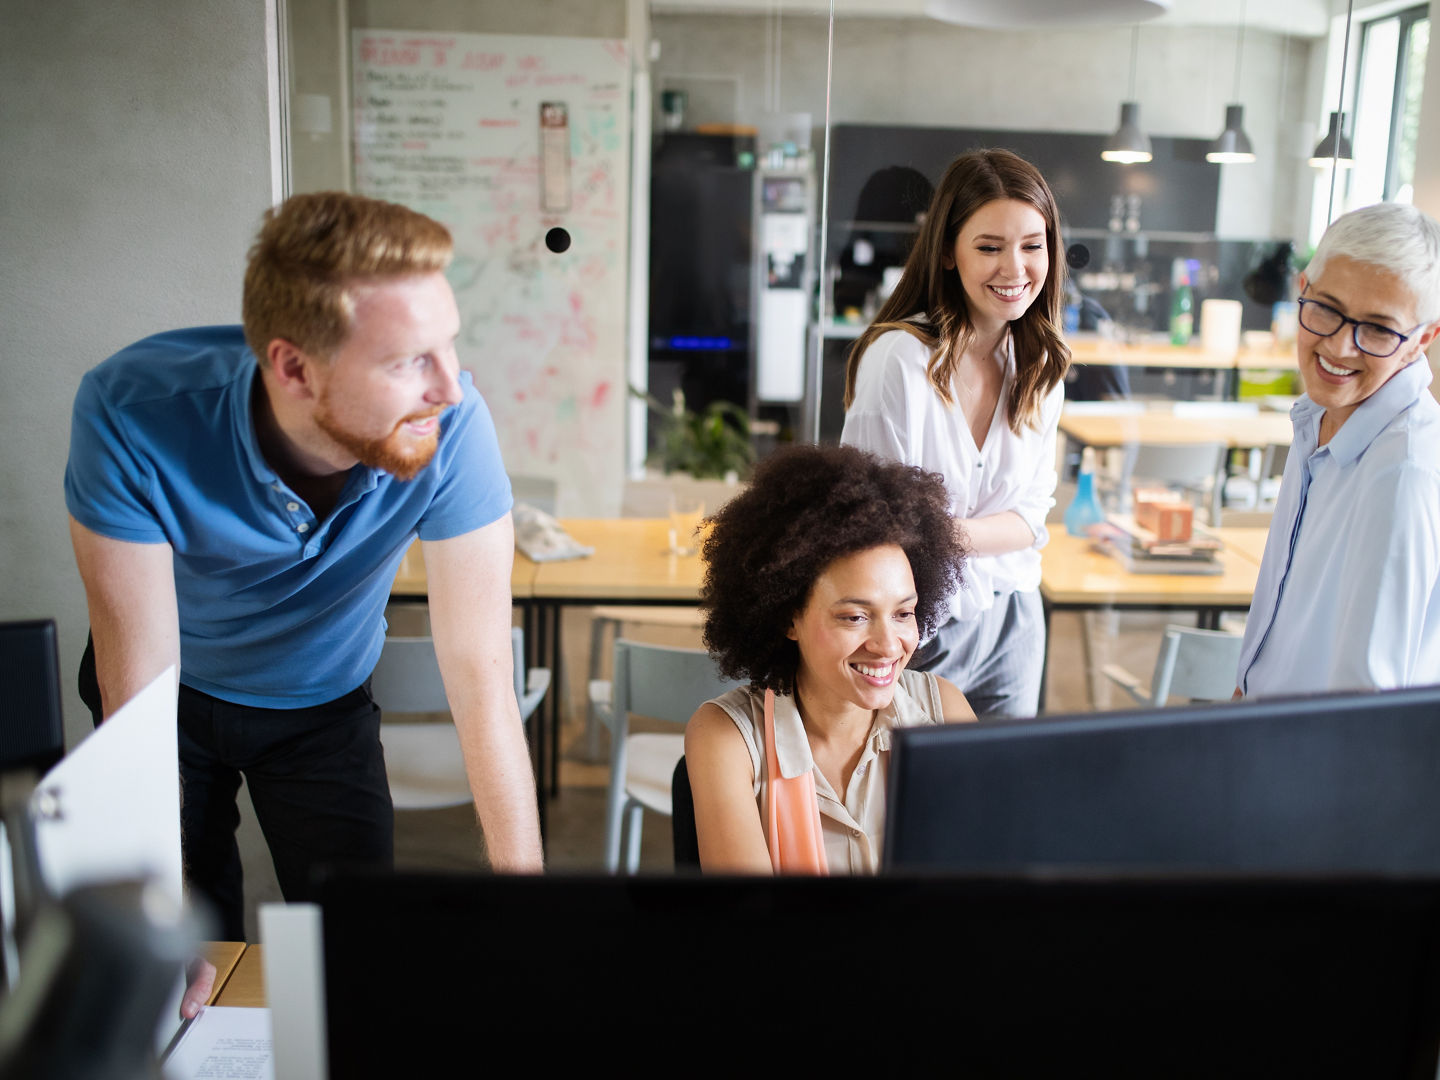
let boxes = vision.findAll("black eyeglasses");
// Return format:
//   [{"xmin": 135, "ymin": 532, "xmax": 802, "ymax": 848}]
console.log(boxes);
[{"xmin": 1296, "ymin": 295, "xmax": 1421, "ymax": 359}]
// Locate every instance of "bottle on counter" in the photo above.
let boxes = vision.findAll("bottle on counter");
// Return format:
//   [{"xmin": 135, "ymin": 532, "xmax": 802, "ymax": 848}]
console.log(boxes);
[
  {"xmin": 1065, "ymin": 447, "xmax": 1107, "ymax": 538},
  {"xmin": 1169, "ymin": 258, "xmax": 1194, "ymax": 346}
]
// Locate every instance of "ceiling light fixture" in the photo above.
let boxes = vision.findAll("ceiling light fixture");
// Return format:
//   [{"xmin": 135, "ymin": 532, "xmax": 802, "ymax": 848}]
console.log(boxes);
[
  {"xmin": 1102, "ymin": 27, "xmax": 1153, "ymax": 165},
  {"xmin": 1308, "ymin": 111, "xmax": 1354, "ymax": 169},
  {"xmin": 924, "ymin": 0, "xmax": 1170, "ymax": 29},
  {"xmin": 1207, "ymin": 0, "xmax": 1256, "ymax": 164},
  {"xmin": 1312, "ymin": 0, "xmax": 1356, "ymax": 225}
]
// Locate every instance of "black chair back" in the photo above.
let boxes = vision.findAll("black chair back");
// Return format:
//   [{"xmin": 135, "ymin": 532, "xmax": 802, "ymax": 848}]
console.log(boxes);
[
  {"xmin": 0, "ymin": 620, "xmax": 65, "ymax": 774},
  {"xmin": 671, "ymin": 756, "xmax": 700, "ymax": 869}
]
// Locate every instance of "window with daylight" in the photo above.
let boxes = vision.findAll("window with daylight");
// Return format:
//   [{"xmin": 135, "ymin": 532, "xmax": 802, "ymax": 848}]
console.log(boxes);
[{"xmin": 1352, "ymin": 4, "xmax": 1429, "ymax": 205}]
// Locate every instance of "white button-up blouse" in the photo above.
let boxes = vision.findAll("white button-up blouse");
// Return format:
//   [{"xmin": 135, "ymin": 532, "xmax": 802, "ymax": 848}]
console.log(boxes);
[{"xmin": 841, "ymin": 328, "xmax": 1064, "ymax": 622}]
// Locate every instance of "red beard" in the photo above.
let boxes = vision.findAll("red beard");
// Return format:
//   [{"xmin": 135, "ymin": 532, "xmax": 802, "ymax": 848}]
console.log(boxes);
[{"xmin": 314, "ymin": 403, "xmax": 444, "ymax": 482}]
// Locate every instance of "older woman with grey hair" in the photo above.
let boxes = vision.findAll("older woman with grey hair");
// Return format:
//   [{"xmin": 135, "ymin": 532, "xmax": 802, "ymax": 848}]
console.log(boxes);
[{"xmin": 1237, "ymin": 201, "xmax": 1440, "ymax": 697}]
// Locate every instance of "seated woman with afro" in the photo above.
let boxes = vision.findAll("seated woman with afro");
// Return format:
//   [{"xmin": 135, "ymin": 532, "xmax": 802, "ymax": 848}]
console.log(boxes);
[{"xmin": 685, "ymin": 443, "xmax": 974, "ymax": 874}]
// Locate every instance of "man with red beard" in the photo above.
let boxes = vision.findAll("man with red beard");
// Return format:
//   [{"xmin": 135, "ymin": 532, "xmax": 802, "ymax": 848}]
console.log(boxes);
[{"xmin": 64, "ymin": 193, "xmax": 541, "ymax": 971}]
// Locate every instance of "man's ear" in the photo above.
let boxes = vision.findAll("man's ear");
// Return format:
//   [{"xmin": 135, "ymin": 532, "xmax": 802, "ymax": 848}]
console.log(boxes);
[
  {"xmin": 265, "ymin": 338, "xmax": 322, "ymax": 400},
  {"xmin": 1294, "ymin": 271, "xmax": 1308, "ymax": 296}
]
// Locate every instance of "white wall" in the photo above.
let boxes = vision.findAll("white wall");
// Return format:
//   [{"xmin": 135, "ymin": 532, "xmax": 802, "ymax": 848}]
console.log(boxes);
[{"xmin": 0, "ymin": 0, "xmax": 277, "ymax": 746}]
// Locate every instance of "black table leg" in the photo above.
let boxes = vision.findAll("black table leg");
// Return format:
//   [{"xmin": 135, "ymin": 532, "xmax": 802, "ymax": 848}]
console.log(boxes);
[
  {"xmin": 548, "ymin": 601, "xmax": 563, "ymax": 797},
  {"xmin": 531, "ymin": 602, "xmax": 548, "ymax": 844}
]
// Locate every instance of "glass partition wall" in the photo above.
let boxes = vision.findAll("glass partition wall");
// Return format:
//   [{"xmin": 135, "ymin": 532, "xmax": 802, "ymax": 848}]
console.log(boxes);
[
  {"xmin": 282, "ymin": 1, "xmax": 1384, "ymax": 511},
  {"xmin": 283, "ymin": 0, "xmax": 833, "ymax": 516},
  {"xmin": 819, "ymin": 4, "xmax": 1380, "ymax": 436}
]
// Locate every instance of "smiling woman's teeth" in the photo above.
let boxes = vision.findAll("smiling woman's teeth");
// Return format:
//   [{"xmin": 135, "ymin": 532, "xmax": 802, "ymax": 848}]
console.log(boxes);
[
  {"xmin": 852, "ymin": 662, "xmax": 892, "ymax": 678},
  {"xmin": 991, "ymin": 285, "xmax": 1026, "ymax": 297},
  {"xmin": 1318, "ymin": 356, "xmax": 1357, "ymax": 376}
]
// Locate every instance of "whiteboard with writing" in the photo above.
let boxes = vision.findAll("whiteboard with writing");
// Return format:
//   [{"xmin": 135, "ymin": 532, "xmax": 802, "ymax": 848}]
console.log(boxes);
[{"xmin": 352, "ymin": 31, "xmax": 631, "ymax": 515}]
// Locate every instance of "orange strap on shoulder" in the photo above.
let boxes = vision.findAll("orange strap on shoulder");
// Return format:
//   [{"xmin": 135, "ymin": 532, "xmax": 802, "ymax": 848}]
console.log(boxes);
[{"xmin": 763, "ymin": 689, "xmax": 829, "ymax": 875}]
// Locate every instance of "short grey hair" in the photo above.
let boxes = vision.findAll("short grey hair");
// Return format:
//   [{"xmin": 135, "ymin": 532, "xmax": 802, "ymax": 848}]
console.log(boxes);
[{"xmin": 1306, "ymin": 202, "xmax": 1440, "ymax": 323}]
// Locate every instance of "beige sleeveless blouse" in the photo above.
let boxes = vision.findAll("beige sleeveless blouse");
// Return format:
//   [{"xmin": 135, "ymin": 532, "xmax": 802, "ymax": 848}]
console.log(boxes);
[{"xmin": 705, "ymin": 668, "xmax": 944, "ymax": 874}]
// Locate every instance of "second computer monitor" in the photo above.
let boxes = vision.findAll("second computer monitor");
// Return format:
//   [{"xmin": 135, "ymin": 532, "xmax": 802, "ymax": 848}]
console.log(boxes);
[{"xmin": 883, "ymin": 683, "xmax": 1440, "ymax": 873}]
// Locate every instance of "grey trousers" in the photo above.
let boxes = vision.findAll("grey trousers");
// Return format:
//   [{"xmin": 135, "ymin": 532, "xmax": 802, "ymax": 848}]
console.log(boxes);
[{"xmin": 910, "ymin": 589, "xmax": 1045, "ymax": 720}]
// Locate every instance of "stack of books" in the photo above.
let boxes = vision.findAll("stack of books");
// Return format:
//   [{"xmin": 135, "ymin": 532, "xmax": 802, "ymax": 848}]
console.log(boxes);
[{"xmin": 1088, "ymin": 513, "xmax": 1225, "ymax": 575}]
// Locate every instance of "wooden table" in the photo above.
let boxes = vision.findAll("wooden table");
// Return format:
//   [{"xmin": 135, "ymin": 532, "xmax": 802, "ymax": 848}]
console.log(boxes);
[
  {"xmin": 211, "ymin": 943, "xmax": 266, "ymax": 1007},
  {"xmin": 530, "ymin": 519, "xmax": 706, "ymax": 602},
  {"xmin": 1058, "ymin": 409, "xmax": 1294, "ymax": 450},
  {"xmin": 200, "ymin": 941, "xmax": 246, "ymax": 1005},
  {"xmin": 1039, "ymin": 527, "xmax": 1268, "ymax": 705},
  {"xmin": 388, "ymin": 519, "xmax": 706, "ymax": 806},
  {"xmin": 1041, "ymin": 528, "xmax": 1267, "ymax": 608},
  {"xmin": 397, "ymin": 516, "xmax": 1274, "ymax": 738},
  {"xmin": 391, "ymin": 537, "xmax": 537, "ymax": 599},
  {"xmin": 1218, "ymin": 528, "xmax": 1272, "ymax": 567}
]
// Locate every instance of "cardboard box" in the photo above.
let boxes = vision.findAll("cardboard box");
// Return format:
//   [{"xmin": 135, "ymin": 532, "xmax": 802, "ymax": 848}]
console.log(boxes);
[{"xmin": 1134, "ymin": 496, "xmax": 1194, "ymax": 541}]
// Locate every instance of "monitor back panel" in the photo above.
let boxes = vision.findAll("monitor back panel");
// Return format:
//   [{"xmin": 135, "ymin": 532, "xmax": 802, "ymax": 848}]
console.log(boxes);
[
  {"xmin": 320, "ymin": 872, "xmax": 1440, "ymax": 1077},
  {"xmin": 884, "ymin": 684, "xmax": 1440, "ymax": 874}
]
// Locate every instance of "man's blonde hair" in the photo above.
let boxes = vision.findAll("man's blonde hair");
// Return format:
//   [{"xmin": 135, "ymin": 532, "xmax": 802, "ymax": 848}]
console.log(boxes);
[{"xmin": 242, "ymin": 191, "xmax": 453, "ymax": 363}]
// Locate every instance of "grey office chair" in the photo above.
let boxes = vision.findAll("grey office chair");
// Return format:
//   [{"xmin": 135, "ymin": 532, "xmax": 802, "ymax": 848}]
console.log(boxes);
[
  {"xmin": 583, "ymin": 606, "xmax": 706, "ymax": 761},
  {"xmin": 580, "ymin": 474, "xmax": 743, "ymax": 762},
  {"xmin": 0, "ymin": 620, "xmax": 65, "ymax": 775},
  {"xmin": 603, "ymin": 640, "xmax": 741, "ymax": 872},
  {"xmin": 1102, "ymin": 624, "xmax": 1245, "ymax": 707},
  {"xmin": 371, "ymin": 626, "xmax": 549, "ymax": 809}
]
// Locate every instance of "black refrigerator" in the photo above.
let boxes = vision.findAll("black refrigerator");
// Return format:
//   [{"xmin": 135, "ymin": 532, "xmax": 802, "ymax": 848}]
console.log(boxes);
[{"xmin": 647, "ymin": 132, "xmax": 757, "ymax": 434}]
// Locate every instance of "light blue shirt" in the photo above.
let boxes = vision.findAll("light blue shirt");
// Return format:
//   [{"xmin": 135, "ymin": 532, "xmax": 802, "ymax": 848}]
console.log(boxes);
[
  {"xmin": 65, "ymin": 326, "xmax": 511, "ymax": 708},
  {"xmin": 1237, "ymin": 359, "xmax": 1440, "ymax": 697}
]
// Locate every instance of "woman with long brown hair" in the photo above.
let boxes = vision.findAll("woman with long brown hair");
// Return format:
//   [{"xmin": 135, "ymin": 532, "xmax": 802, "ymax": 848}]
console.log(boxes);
[{"xmin": 841, "ymin": 148, "xmax": 1069, "ymax": 719}]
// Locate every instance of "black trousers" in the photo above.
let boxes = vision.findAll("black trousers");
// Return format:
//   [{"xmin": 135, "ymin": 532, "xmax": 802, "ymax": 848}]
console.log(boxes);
[{"xmin": 79, "ymin": 637, "xmax": 394, "ymax": 941}]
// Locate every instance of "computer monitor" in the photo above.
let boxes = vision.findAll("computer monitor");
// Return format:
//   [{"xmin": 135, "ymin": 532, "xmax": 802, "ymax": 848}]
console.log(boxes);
[
  {"xmin": 0, "ymin": 619, "xmax": 64, "ymax": 775},
  {"xmin": 883, "ymin": 683, "xmax": 1440, "ymax": 874},
  {"xmin": 319, "ymin": 871, "xmax": 1440, "ymax": 1075}
]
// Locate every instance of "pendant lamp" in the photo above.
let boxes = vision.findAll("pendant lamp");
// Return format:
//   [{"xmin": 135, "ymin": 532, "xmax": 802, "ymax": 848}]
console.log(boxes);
[
  {"xmin": 925, "ymin": 0, "xmax": 1170, "ymax": 28},
  {"xmin": 1208, "ymin": 105, "xmax": 1256, "ymax": 164},
  {"xmin": 1206, "ymin": 2, "xmax": 1255, "ymax": 164},
  {"xmin": 1309, "ymin": 111, "xmax": 1354, "ymax": 169},
  {"xmin": 1102, "ymin": 27, "xmax": 1152, "ymax": 164}
]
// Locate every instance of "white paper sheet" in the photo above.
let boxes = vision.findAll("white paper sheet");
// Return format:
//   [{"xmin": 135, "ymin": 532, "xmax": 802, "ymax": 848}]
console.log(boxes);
[
  {"xmin": 163, "ymin": 1006, "xmax": 274, "ymax": 1080},
  {"xmin": 31, "ymin": 666, "xmax": 182, "ymax": 905}
]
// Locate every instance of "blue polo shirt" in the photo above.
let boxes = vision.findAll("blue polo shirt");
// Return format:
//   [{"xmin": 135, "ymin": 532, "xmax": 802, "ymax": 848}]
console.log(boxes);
[{"xmin": 64, "ymin": 325, "xmax": 512, "ymax": 708}]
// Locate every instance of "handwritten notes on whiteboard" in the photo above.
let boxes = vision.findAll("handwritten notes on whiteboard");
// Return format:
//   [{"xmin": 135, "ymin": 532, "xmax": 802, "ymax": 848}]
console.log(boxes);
[{"xmin": 353, "ymin": 32, "xmax": 631, "ymax": 515}]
